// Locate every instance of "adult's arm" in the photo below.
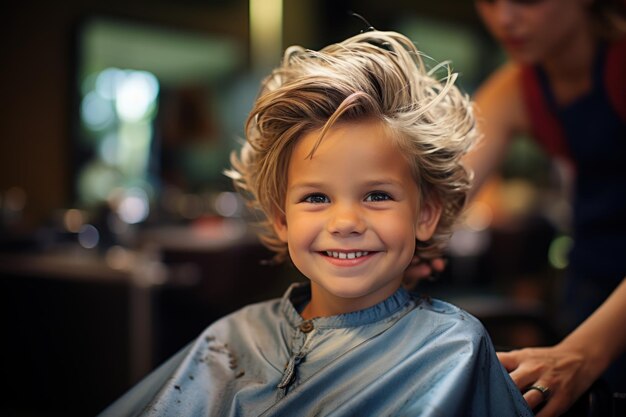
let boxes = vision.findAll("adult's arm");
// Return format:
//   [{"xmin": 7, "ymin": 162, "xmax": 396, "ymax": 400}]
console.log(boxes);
[
  {"xmin": 498, "ymin": 278, "xmax": 626, "ymax": 417},
  {"xmin": 464, "ymin": 61, "xmax": 528, "ymax": 200}
]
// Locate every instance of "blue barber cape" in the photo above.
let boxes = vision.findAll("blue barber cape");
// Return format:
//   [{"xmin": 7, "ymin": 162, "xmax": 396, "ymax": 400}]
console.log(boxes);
[{"xmin": 100, "ymin": 283, "xmax": 532, "ymax": 416}]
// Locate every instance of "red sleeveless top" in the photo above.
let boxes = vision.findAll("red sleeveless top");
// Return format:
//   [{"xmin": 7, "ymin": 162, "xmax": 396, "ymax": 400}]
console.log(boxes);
[{"xmin": 519, "ymin": 37, "xmax": 626, "ymax": 163}]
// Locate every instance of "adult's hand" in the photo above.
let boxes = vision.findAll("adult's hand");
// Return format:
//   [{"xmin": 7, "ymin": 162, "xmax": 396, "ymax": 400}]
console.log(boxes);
[
  {"xmin": 403, "ymin": 256, "xmax": 445, "ymax": 290},
  {"xmin": 497, "ymin": 345, "xmax": 592, "ymax": 417},
  {"xmin": 499, "ymin": 278, "xmax": 626, "ymax": 416}
]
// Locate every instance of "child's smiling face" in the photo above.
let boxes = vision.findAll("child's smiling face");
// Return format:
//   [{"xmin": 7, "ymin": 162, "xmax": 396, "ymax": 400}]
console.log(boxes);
[{"xmin": 273, "ymin": 119, "xmax": 441, "ymax": 318}]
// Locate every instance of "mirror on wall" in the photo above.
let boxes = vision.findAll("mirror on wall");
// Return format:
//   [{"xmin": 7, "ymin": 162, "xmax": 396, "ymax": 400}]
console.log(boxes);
[{"xmin": 72, "ymin": 16, "xmax": 249, "ymax": 229}]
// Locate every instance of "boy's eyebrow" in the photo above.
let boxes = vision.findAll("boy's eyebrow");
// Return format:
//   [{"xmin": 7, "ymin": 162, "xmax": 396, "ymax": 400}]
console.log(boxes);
[
  {"xmin": 288, "ymin": 179, "xmax": 405, "ymax": 189},
  {"xmin": 287, "ymin": 182, "xmax": 324, "ymax": 191},
  {"xmin": 362, "ymin": 179, "xmax": 404, "ymax": 187}
]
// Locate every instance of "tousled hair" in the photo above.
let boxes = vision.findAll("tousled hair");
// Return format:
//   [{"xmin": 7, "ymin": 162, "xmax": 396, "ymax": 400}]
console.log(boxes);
[{"xmin": 227, "ymin": 30, "xmax": 479, "ymax": 263}]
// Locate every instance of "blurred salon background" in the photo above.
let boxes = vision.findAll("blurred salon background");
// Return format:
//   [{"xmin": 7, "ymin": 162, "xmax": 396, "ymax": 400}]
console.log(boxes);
[{"xmin": 1, "ymin": 1, "xmax": 571, "ymax": 415}]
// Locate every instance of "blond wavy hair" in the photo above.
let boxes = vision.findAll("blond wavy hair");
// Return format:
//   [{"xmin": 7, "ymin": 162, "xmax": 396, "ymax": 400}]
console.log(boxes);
[{"xmin": 227, "ymin": 30, "xmax": 478, "ymax": 263}]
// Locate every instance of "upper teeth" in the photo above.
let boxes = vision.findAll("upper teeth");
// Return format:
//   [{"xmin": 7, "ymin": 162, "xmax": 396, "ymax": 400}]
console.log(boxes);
[{"xmin": 326, "ymin": 251, "xmax": 369, "ymax": 259}]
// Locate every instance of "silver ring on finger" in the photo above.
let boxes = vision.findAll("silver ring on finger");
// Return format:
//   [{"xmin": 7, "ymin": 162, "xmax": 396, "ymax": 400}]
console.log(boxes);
[{"xmin": 527, "ymin": 385, "xmax": 551, "ymax": 401}]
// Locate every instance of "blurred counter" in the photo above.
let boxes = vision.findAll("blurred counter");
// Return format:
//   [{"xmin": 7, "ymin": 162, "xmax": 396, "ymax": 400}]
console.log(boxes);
[{"xmin": 0, "ymin": 223, "xmax": 292, "ymax": 416}]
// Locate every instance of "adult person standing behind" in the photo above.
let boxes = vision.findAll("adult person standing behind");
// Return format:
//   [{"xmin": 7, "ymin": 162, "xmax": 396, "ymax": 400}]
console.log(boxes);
[
  {"xmin": 408, "ymin": 0, "xmax": 626, "ymax": 415},
  {"xmin": 472, "ymin": 0, "xmax": 626, "ymax": 412}
]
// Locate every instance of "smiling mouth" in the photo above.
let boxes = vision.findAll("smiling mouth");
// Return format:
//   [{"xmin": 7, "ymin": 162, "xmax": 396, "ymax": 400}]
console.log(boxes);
[{"xmin": 324, "ymin": 251, "xmax": 370, "ymax": 260}]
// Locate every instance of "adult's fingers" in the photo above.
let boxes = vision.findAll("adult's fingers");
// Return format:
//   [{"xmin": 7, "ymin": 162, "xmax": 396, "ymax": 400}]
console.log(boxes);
[
  {"xmin": 523, "ymin": 387, "xmax": 547, "ymax": 411},
  {"xmin": 403, "ymin": 263, "xmax": 433, "ymax": 288},
  {"xmin": 430, "ymin": 257, "xmax": 446, "ymax": 273},
  {"xmin": 508, "ymin": 366, "xmax": 541, "ymax": 391},
  {"xmin": 497, "ymin": 351, "xmax": 520, "ymax": 371}
]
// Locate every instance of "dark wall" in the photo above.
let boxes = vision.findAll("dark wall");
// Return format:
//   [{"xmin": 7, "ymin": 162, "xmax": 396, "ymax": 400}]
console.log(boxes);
[{"xmin": 0, "ymin": 0, "xmax": 249, "ymax": 229}]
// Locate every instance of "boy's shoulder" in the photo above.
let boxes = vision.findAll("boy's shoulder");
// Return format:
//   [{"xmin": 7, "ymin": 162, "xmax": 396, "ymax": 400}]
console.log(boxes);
[
  {"xmin": 411, "ymin": 293, "xmax": 476, "ymax": 317},
  {"xmin": 214, "ymin": 296, "xmax": 284, "ymax": 325},
  {"xmin": 406, "ymin": 294, "xmax": 489, "ymax": 340}
]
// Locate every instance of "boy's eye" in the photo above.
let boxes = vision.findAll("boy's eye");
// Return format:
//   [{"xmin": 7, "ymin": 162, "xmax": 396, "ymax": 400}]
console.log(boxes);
[
  {"xmin": 365, "ymin": 191, "xmax": 392, "ymax": 202},
  {"xmin": 303, "ymin": 193, "xmax": 330, "ymax": 204}
]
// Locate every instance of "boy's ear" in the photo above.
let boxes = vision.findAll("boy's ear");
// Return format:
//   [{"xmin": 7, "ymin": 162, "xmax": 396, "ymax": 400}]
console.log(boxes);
[
  {"xmin": 415, "ymin": 199, "xmax": 442, "ymax": 241},
  {"xmin": 272, "ymin": 212, "xmax": 288, "ymax": 243}
]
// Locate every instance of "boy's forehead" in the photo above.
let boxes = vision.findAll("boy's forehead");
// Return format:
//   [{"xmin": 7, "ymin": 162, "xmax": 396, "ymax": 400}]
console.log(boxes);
[
  {"xmin": 294, "ymin": 119, "xmax": 398, "ymax": 156},
  {"xmin": 286, "ymin": 120, "xmax": 416, "ymax": 184}
]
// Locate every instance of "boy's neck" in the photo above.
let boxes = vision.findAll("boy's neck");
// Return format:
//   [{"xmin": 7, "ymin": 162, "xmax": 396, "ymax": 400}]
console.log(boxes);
[{"xmin": 300, "ymin": 280, "xmax": 402, "ymax": 320}]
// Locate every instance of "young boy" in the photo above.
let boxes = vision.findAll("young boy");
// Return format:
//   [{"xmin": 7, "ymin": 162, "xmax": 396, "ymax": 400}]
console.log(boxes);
[{"xmin": 100, "ymin": 30, "xmax": 532, "ymax": 416}]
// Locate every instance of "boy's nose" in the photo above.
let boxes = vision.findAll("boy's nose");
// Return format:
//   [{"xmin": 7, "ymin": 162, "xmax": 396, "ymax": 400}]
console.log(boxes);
[{"xmin": 327, "ymin": 204, "xmax": 366, "ymax": 236}]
